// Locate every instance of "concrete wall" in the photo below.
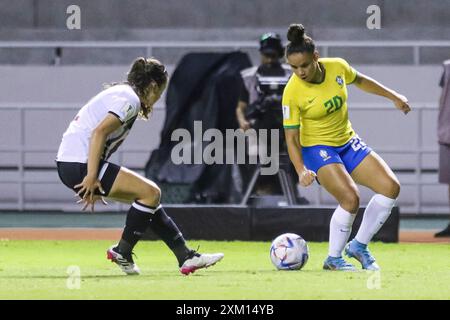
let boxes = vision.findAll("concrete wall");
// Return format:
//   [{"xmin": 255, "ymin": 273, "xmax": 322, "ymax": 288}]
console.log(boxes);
[
  {"xmin": 1, "ymin": 0, "xmax": 449, "ymax": 66},
  {"xmin": 2, "ymin": 0, "xmax": 450, "ymax": 29},
  {"xmin": 0, "ymin": 64, "xmax": 440, "ymax": 104},
  {"xmin": 0, "ymin": 45, "xmax": 448, "ymax": 66},
  {"xmin": 0, "ymin": 0, "xmax": 34, "ymax": 28},
  {"xmin": 0, "ymin": 64, "xmax": 447, "ymax": 212}
]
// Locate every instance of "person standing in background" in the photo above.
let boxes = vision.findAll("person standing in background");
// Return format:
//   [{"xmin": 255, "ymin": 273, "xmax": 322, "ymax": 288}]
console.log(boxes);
[
  {"xmin": 435, "ymin": 59, "xmax": 450, "ymax": 238},
  {"xmin": 236, "ymin": 33, "xmax": 296, "ymax": 197}
]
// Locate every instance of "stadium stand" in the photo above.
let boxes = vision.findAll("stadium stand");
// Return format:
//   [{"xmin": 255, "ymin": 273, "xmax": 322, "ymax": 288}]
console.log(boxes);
[
  {"xmin": 0, "ymin": 0, "xmax": 449, "ymax": 214},
  {"xmin": 0, "ymin": 64, "xmax": 445, "ymax": 213}
]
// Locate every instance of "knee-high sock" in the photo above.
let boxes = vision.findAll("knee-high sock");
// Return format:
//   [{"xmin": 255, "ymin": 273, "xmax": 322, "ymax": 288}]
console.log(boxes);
[
  {"xmin": 119, "ymin": 201, "xmax": 190, "ymax": 265},
  {"xmin": 148, "ymin": 206, "xmax": 186, "ymax": 250},
  {"xmin": 355, "ymin": 194, "xmax": 396, "ymax": 245},
  {"xmin": 329, "ymin": 206, "xmax": 356, "ymax": 258},
  {"xmin": 117, "ymin": 201, "xmax": 153, "ymax": 253},
  {"xmin": 148, "ymin": 205, "xmax": 191, "ymax": 266}
]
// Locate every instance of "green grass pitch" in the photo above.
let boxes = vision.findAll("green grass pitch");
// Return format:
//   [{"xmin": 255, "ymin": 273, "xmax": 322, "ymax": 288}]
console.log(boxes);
[{"xmin": 0, "ymin": 240, "xmax": 448, "ymax": 300}]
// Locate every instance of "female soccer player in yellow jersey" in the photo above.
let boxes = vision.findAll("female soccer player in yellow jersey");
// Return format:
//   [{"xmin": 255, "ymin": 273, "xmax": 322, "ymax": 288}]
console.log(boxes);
[{"xmin": 282, "ymin": 24, "xmax": 411, "ymax": 271}]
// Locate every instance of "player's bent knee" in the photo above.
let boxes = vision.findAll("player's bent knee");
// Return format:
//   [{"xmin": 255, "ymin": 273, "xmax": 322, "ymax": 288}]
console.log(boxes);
[
  {"xmin": 140, "ymin": 184, "xmax": 161, "ymax": 206},
  {"xmin": 340, "ymin": 191, "xmax": 360, "ymax": 214},
  {"xmin": 386, "ymin": 179, "xmax": 400, "ymax": 199}
]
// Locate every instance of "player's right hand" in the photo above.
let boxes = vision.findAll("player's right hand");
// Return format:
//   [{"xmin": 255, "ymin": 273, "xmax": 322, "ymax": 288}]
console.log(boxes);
[
  {"xmin": 299, "ymin": 169, "xmax": 316, "ymax": 187},
  {"xmin": 239, "ymin": 119, "xmax": 251, "ymax": 131},
  {"xmin": 393, "ymin": 93, "xmax": 411, "ymax": 115}
]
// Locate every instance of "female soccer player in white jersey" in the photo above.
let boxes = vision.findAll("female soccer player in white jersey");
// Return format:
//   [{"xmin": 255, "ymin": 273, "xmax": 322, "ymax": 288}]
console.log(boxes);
[
  {"xmin": 282, "ymin": 24, "xmax": 411, "ymax": 271},
  {"xmin": 56, "ymin": 57, "xmax": 223, "ymax": 275}
]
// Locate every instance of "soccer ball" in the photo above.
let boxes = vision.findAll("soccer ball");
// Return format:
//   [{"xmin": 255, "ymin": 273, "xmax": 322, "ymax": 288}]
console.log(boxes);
[{"xmin": 270, "ymin": 233, "xmax": 309, "ymax": 270}]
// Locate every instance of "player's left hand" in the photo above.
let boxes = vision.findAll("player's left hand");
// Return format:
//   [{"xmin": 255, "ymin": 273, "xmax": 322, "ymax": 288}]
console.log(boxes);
[
  {"xmin": 393, "ymin": 94, "xmax": 411, "ymax": 115},
  {"xmin": 74, "ymin": 175, "xmax": 106, "ymax": 212},
  {"xmin": 75, "ymin": 195, "xmax": 108, "ymax": 212}
]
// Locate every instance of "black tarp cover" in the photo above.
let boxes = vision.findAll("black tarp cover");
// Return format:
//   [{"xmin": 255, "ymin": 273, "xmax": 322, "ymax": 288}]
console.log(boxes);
[{"xmin": 145, "ymin": 52, "xmax": 252, "ymax": 203}]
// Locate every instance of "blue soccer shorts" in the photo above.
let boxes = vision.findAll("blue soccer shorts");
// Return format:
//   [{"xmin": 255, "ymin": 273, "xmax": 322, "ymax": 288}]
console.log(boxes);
[{"xmin": 301, "ymin": 135, "xmax": 372, "ymax": 174}]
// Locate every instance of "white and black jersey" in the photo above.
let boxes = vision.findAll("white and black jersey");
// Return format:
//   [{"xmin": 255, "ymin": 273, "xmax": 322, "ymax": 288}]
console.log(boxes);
[{"xmin": 56, "ymin": 84, "xmax": 141, "ymax": 163}]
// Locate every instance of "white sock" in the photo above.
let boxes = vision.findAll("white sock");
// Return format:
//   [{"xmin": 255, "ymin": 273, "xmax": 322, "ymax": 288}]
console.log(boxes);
[
  {"xmin": 355, "ymin": 194, "xmax": 396, "ymax": 245},
  {"xmin": 329, "ymin": 206, "xmax": 356, "ymax": 258}
]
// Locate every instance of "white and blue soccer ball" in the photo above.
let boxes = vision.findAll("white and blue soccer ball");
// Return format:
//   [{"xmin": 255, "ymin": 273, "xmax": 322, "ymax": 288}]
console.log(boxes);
[{"xmin": 270, "ymin": 233, "xmax": 309, "ymax": 270}]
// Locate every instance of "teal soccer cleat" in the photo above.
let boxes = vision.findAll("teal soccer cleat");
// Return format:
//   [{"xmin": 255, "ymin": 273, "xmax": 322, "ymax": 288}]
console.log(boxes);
[
  {"xmin": 345, "ymin": 239, "xmax": 380, "ymax": 271},
  {"xmin": 323, "ymin": 256, "xmax": 357, "ymax": 271}
]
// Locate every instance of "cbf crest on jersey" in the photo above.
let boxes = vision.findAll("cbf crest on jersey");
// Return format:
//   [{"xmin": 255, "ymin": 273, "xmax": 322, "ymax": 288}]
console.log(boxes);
[
  {"xmin": 336, "ymin": 75, "xmax": 344, "ymax": 87},
  {"xmin": 319, "ymin": 149, "xmax": 331, "ymax": 161}
]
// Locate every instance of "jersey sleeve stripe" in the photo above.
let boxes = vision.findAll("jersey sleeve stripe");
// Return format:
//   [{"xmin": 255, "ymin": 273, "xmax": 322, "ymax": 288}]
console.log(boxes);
[
  {"xmin": 108, "ymin": 111, "xmax": 124, "ymax": 124},
  {"xmin": 283, "ymin": 125, "xmax": 300, "ymax": 129}
]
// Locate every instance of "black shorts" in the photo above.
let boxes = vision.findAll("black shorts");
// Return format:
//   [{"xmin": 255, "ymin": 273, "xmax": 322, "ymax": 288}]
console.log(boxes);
[{"xmin": 56, "ymin": 160, "xmax": 121, "ymax": 197}]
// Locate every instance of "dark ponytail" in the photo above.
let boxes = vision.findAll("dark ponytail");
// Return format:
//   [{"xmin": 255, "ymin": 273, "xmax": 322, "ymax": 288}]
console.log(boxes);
[
  {"xmin": 104, "ymin": 57, "xmax": 168, "ymax": 119},
  {"xmin": 286, "ymin": 24, "xmax": 315, "ymax": 57},
  {"xmin": 126, "ymin": 57, "xmax": 168, "ymax": 119},
  {"xmin": 127, "ymin": 57, "xmax": 168, "ymax": 96}
]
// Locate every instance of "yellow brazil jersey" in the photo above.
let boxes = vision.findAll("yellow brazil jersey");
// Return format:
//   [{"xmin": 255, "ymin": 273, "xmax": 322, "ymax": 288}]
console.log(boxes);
[{"xmin": 282, "ymin": 57, "xmax": 357, "ymax": 147}]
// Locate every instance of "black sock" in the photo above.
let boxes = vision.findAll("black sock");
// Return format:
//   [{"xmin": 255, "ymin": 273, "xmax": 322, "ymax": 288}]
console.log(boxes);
[
  {"xmin": 172, "ymin": 244, "xmax": 193, "ymax": 267},
  {"xmin": 118, "ymin": 201, "xmax": 153, "ymax": 254},
  {"xmin": 149, "ymin": 206, "xmax": 191, "ymax": 266},
  {"xmin": 117, "ymin": 239, "xmax": 133, "ymax": 254}
]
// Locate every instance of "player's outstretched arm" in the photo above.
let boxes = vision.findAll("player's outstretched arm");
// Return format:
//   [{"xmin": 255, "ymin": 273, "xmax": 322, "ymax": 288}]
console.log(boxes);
[{"xmin": 353, "ymin": 72, "xmax": 411, "ymax": 115}]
